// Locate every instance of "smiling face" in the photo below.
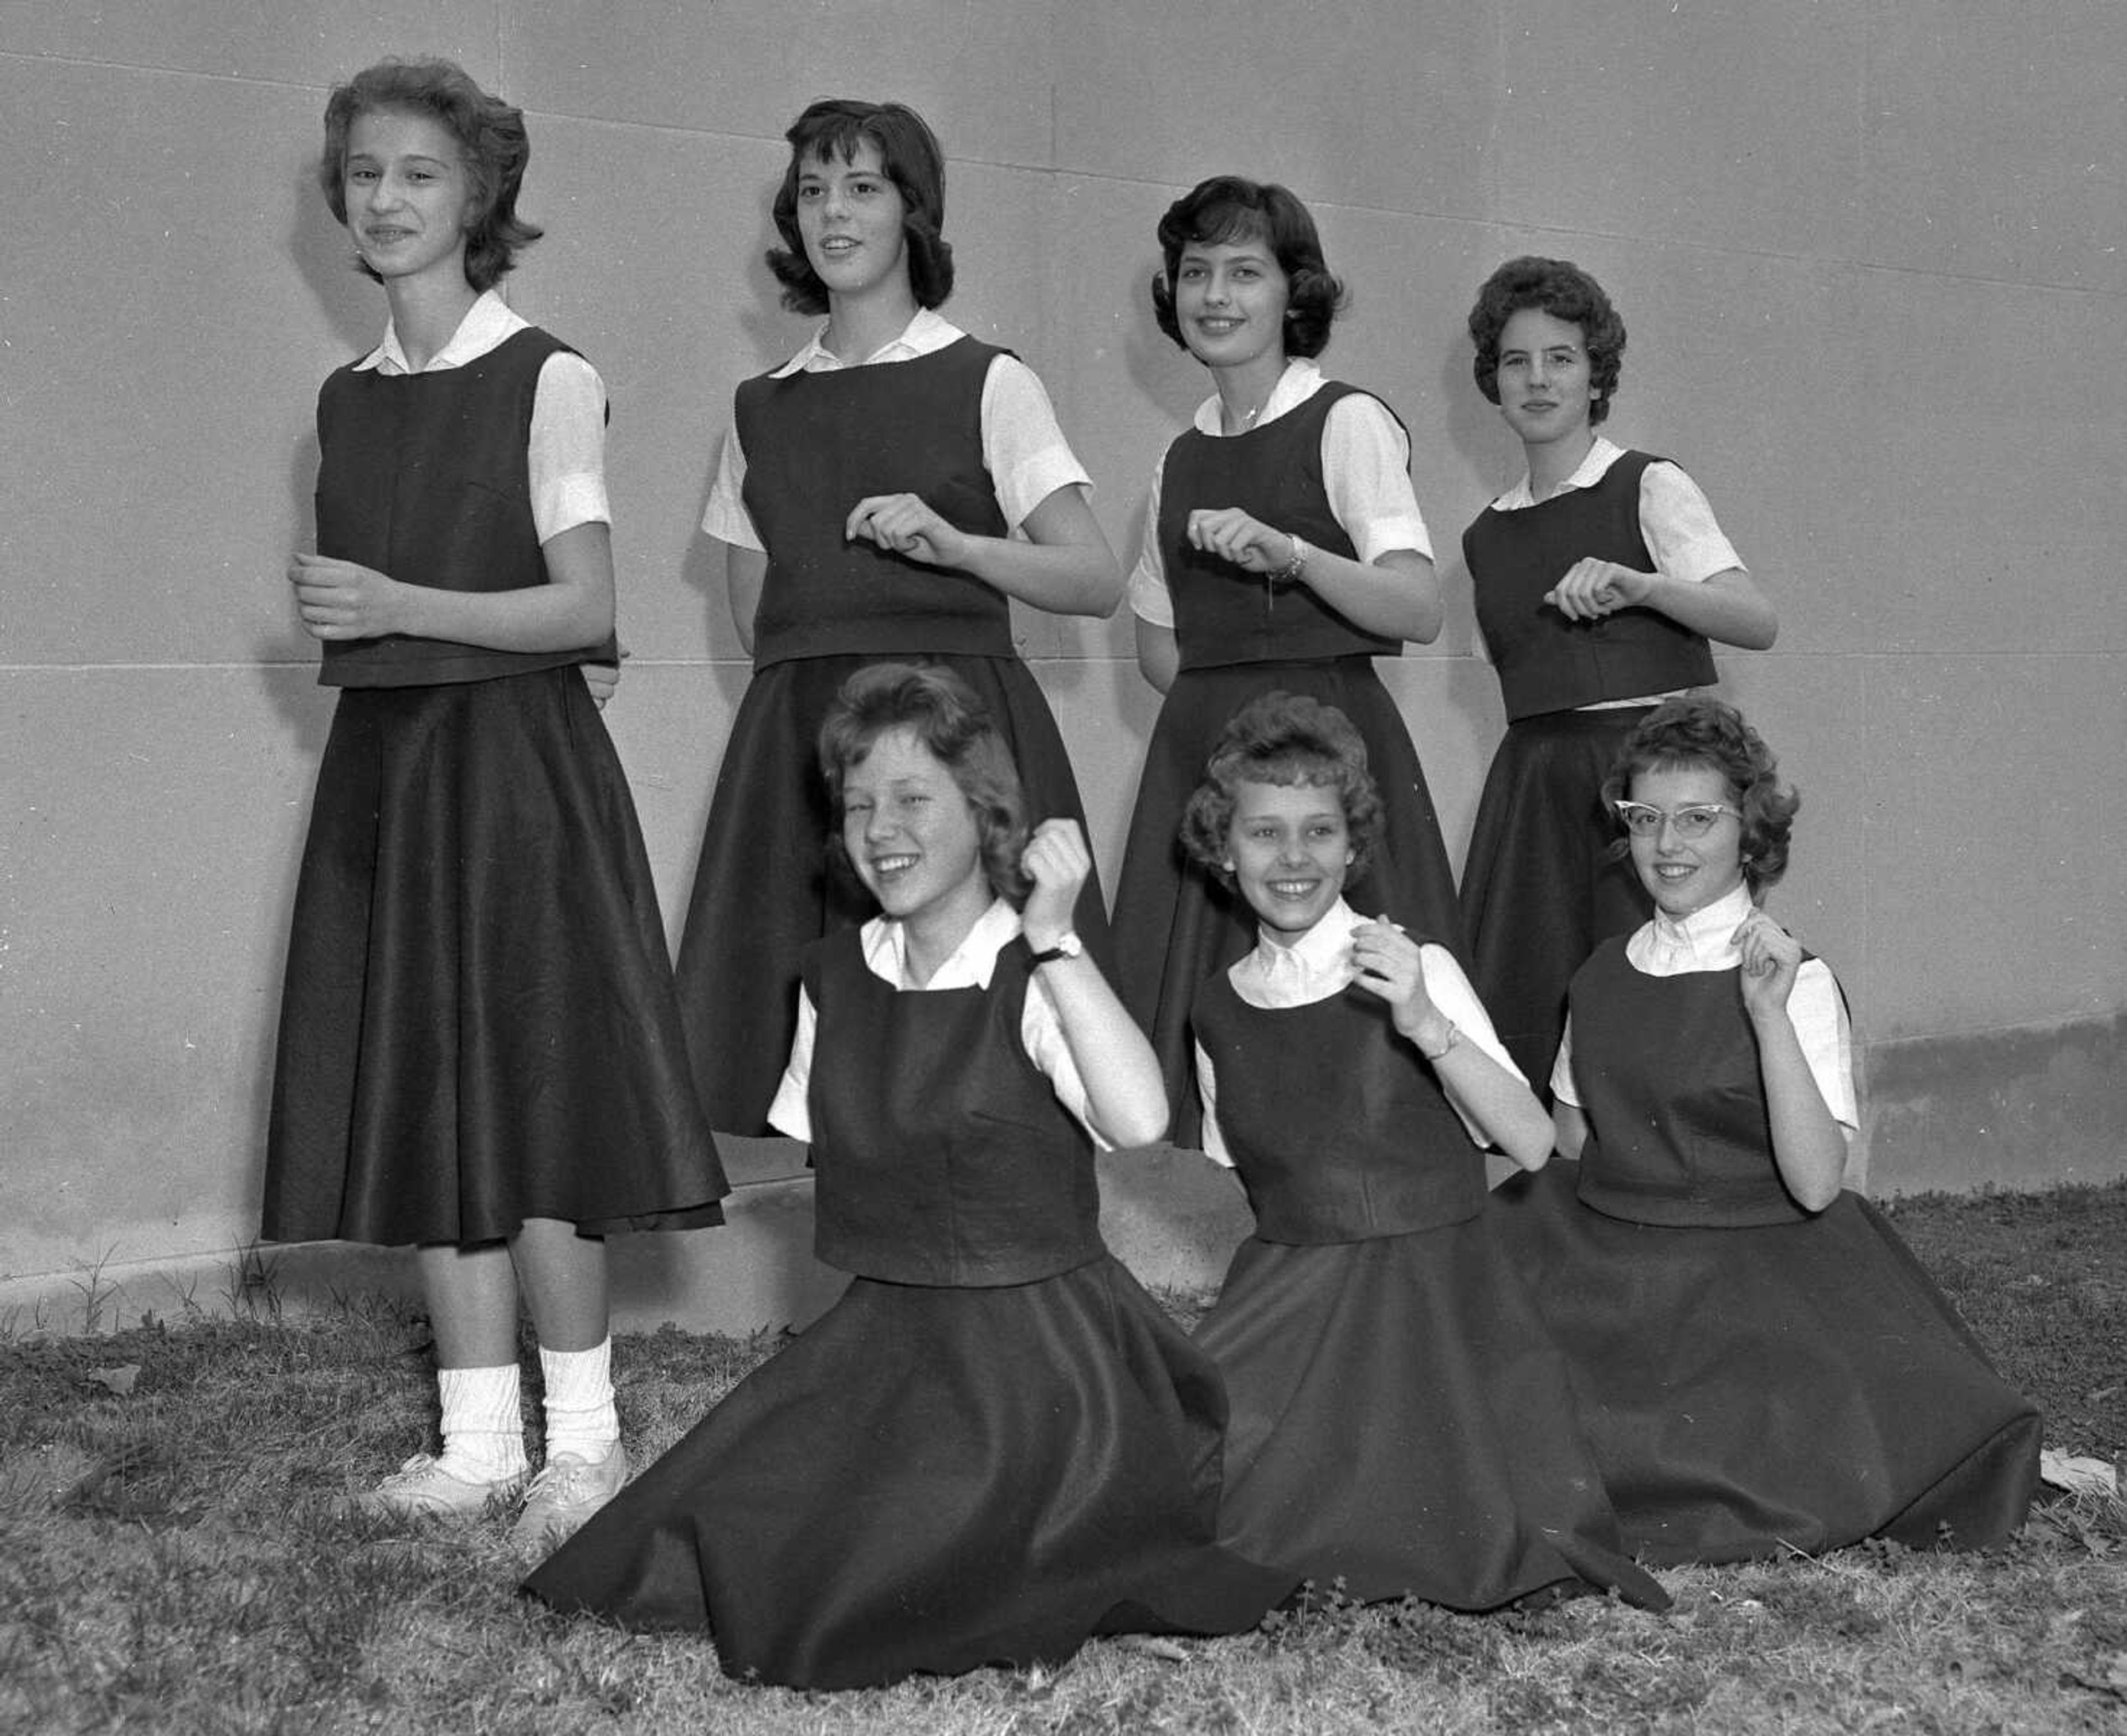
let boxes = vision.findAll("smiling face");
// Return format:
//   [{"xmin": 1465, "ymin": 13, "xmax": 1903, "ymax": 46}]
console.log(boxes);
[
  {"xmin": 1173, "ymin": 236, "xmax": 1291, "ymax": 375},
  {"xmin": 1494, "ymin": 306, "xmax": 1595, "ymax": 452},
  {"xmin": 1223, "ymin": 778, "xmax": 1353, "ymax": 942},
  {"xmin": 1627, "ymin": 762, "xmax": 1747, "ymax": 919},
  {"xmin": 839, "ymin": 726, "xmax": 991, "ymax": 936},
  {"xmin": 794, "ymin": 138, "xmax": 910, "ymax": 306},
  {"xmin": 342, "ymin": 109, "xmax": 473, "ymax": 290}
]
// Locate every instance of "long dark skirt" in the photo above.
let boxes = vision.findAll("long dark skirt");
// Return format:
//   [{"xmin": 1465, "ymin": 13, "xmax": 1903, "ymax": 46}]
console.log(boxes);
[
  {"xmin": 263, "ymin": 669, "xmax": 726, "ymax": 1246},
  {"xmin": 1111, "ymin": 657, "xmax": 1462, "ymax": 1139},
  {"xmin": 525, "ymin": 1254, "xmax": 1291, "ymax": 1688},
  {"xmin": 673, "ymin": 652, "xmax": 1107, "ymax": 1135},
  {"xmin": 1460, "ymin": 708, "xmax": 1655, "ymax": 1091},
  {"xmin": 1196, "ymin": 1219, "xmax": 1669, "ymax": 1609},
  {"xmin": 1489, "ymin": 1162, "xmax": 2042, "ymax": 1564}
]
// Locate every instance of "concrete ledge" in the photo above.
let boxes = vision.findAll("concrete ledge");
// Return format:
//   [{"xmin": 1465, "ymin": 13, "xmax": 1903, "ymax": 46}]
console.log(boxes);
[
  {"xmin": 1864, "ymin": 1010, "xmax": 2126, "ymax": 1196},
  {"xmin": 0, "ymin": 1140, "xmax": 840, "ymax": 1342},
  {"xmin": 0, "ymin": 1136, "xmax": 1255, "ymax": 1341},
  {"xmin": 6, "ymin": 1011, "xmax": 2120, "ymax": 1339}
]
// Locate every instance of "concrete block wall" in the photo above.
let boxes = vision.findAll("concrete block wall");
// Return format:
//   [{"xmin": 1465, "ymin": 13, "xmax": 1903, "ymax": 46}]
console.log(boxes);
[{"xmin": 3, "ymin": 2, "xmax": 2121, "ymax": 1335}]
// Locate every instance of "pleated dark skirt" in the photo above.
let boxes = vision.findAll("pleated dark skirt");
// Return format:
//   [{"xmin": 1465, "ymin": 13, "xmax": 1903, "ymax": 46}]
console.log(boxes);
[
  {"xmin": 1460, "ymin": 708, "xmax": 1655, "ymax": 1090},
  {"xmin": 673, "ymin": 652, "xmax": 1108, "ymax": 1135},
  {"xmin": 523, "ymin": 1253, "xmax": 1292, "ymax": 1688},
  {"xmin": 1111, "ymin": 658, "xmax": 1462, "ymax": 1137},
  {"xmin": 1195, "ymin": 1219, "xmax": 1669, "ymax": 1610},
  {"xmin": 1489, "ymin": 1162, "xmax": 2042, "ymax": 1564},
  {"xmin": 263, "ymin": 669, "xmax": 727, "ymax": 1247}
]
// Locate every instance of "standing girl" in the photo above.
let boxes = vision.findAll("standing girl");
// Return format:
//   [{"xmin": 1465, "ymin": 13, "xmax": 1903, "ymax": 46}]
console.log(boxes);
[
  {"xmin": 1494, "ymin": 698, "xmax": 2039, "ymax": 1562},
  {"xmin": 263, "ymin": 59, "xmax": 726, "ymax": 1551},
  {"xmin": 1459, "ymin": 256, "xmax": 1778, "ymax": 1088},
  {"xmin": 1112, "ymin": 177, "xmax": 1461, "ymax": 1135},
  {"xmin": 675, "ymin": 99, "xmax": 1120, "ymax": 1136},
  {"xmin": 529, "ymin": 665, "xmax": 1289, "ymax": 1687},
  {"xmin": 1179, "ymin": 692, "xmax": 1666, "ymax": 1610}
]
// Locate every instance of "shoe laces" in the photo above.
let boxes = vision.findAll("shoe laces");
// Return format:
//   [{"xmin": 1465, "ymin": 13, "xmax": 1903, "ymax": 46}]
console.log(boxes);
[{"xmin": 527, "ymin": 1452, "xmax": 603, "ymax": 1501}]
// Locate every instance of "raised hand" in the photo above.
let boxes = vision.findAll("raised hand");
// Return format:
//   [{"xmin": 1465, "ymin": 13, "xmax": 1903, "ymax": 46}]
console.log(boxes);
[
  {"xmin": 1020, "ymin": 818, "xmax": 1091, "ymax": 949},
  {"xmin": 289, "ymin": 553, "xmax": 403, "ymax": 641},
  {"xmin": 846, "ymin": 493, "xmax": 970, "ymax": 569},
  {"xmin": 1350, "ymin": 917, "xmax": 1447, "ymax": 1047},
  {"xmin": 1733, "ymin": 907, "xmax": 1803, "ymax": 1022},
  {"xmin": 1543, "ymin": 556, "xmax": 1654, "ymax": 622},
  {"xmin": 1186, "ymin": 507, "xmax": 1298, "ymax": 576}
]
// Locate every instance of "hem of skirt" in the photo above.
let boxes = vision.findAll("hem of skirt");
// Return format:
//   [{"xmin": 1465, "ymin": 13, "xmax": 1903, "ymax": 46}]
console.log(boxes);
[{"xmin": 259, "ymin": 1196, "xmax": 729, "ymax": 1248}]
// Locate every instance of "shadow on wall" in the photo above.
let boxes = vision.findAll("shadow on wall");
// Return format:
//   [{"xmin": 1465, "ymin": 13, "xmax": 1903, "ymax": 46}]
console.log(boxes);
[{"xmin": 682, "ymin": 193, "xmax": 802, "ymax": 665}]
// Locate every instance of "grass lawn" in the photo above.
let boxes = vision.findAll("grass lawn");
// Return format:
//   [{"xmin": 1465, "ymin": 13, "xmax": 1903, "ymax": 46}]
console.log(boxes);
[{"xmin": 3, "ymin": 1182, "xmax": 2124, "ymax": 1734}]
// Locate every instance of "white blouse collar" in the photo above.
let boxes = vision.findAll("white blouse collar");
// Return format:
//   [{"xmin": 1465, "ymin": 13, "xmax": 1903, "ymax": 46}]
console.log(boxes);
[
  {"xmin": 1190, "ymin": 358, "xmax": 1324, "ymax": 436},
  {"xmin": 1637, "ymin": 881, "xmax": 1757, "ymax": 973},
  {"xmin": 860, "ymin": 897, "xmax": 1022, "ymax": 990},
  {"xmin": 1231, "ymin": 897, "xmax": 1361, "ymax": 1005},
  {"xmin": 358, "ymin": 289, "xmax": 522, "ymax": 375},
  {"xmin": 778, "ymin": 305, "xmax": 963, "ymax": 375},
  {"xmin": 1493, "ymin": 433, "xmax": 1625, "ymax": 509}
]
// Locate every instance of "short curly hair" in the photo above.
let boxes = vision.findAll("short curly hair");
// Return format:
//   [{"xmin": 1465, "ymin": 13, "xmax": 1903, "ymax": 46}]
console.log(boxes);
[
  {"xmin": 767, "ymin": 99, "xmax": 954, "ymax": 316},
  {"xmin": 1601, "ymin": 697, "xmax": 1799, "ymax": 894},
  {"xmin": 1150, "ymin": 177, "xmax": 1347, "ymax": 360},
  {"xmin": 318, "ymin": 58, "xmax": 542, "ymax": 292},
  {"xmin": 1467, "ymin": 255, "xmax": 1626, "ymax": 425},
  {"xmin": 819, "ymin": 662, "xmax": 1029, "ymax": 904},
  {"xmin": 1179, "ymin": 691, "xmax": 1382, "ymax": 884}
]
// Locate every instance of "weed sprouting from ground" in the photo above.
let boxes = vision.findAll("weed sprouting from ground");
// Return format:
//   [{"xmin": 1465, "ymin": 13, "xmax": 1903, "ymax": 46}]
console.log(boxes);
[
  {"xmin": 1, "ymin": 1181, "xmax": 2124, "ymax": 1733},
  {"xmin": 65, "ymin": 1245, "xmax": 121, "ymax": 1337},
  {"xmin": 222, "ymin": 1240, "xmax": 286, "ymax": 1324}
]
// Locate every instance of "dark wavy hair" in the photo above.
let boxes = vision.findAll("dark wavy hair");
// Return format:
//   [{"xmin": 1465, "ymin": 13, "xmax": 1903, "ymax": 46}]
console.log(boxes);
[
  {"xmin": 819, "ymin": 662, "xmax": 1029, "ymax": 903},
  {"xmin": 1150, "ymin": 176, "xmax": 1346, "ymax": 360},
  {"xmin": 1467, "ymin": 255, "xmax": 1626, "ymax": 425},
  {"xmin": 1601, "ymin": 697, "xmax": 1799, "ymax": 894},
  {"xmin": 1180, "ymin": 691, "xmax": 1382, "ymax": 884},
  {"xmin": 318, "ymin": 58, "xmax": 542, "ymax": 292},
  {"xmin": 767, "ymin": 99, "xmax": 954, "ymax": 316}
]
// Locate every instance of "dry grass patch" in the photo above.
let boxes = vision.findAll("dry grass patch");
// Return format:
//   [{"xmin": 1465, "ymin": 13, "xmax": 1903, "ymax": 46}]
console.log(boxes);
[{"xmin": 2, "ymin": 1181, "xmax": 2123, "ymax": 1733}]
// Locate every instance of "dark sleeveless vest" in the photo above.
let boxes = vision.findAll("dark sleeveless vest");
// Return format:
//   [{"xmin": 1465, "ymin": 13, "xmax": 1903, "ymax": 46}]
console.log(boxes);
[
  {"xmin": 1190, "ymin": 963, "xmax": 1484, "ymax": 1243},
  {"xmin": 1567, "ymin": 936, "xmax": 1817, "ymax": 1227},
  {"xmin": 1159, "ymin": 383, "xmax": 1404, "ymax": 671},
  {"xmin": 1461, "ymin": 449, "xmax": 1717, "ymax": 719},
  {"xmin": 314, "ymin": 326, "xmax": 618, "ymax": 687},
  {"xmin": 800, "ymin": 928, "xmax": 1106, "ymax": 1286},
  {"xmin": 738, "ymin": 336, "xmax": 1014, "ymax": 669}
]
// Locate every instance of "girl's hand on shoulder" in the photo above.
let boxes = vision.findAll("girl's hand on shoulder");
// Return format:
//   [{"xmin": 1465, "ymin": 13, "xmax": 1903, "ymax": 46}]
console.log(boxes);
[
  {"xmin": 1544, "ymin": 557, "xmax": 1653, "ymax": 621},
  {"xmin": 846, "ymin": 493, "xmax": 969, "ymax": 569},
  {"xmin": 1019, "ymin": 818, "xmax": 1089, "ymax": 947},
  {"xmin": 1349, "ymin": 918, "xmax": 1439, "ymax": 1036},
  {"xmin": 289, "ymin": 553, "xmax": 403, "ymax": 641},
  {"xmin": 1186, "ymin": 507, "xmax": 1293, "ymax": 575},
  {"xmin": 1734, "ymin": 908, "xmax": 1802, "ymax": 1021}
]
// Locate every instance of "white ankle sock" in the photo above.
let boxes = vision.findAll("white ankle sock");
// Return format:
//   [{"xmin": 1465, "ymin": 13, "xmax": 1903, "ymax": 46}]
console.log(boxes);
[
  {"xmin": 436, "ymin": 1363, "xmax": 528, "ymax": 1482},
  {"xmin": 539, "ymin": 1338, "xmax": 619, "ymax": 1463}
]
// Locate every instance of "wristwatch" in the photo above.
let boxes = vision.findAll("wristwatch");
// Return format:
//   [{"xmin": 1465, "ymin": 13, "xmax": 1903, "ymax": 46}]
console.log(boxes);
[{"xmin": 1027, "ymin": 932, "xmax": 1084, "ymax": 967}]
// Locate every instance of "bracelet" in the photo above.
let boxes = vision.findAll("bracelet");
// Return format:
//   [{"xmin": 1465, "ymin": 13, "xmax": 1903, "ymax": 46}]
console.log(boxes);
[
  {"xmin": 1269, "ymin": 534, "xmax": 1308, "ymax": 584},
  {"xmin": 1417, "ymin": 1018, "xmax": 1461, "ymax": 1062}
]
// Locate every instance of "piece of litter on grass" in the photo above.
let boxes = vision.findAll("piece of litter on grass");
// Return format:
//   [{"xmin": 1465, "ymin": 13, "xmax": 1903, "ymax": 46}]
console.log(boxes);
[
  {"xmin": 85, "ymin": 1364, "xmax": 142, "ymax": 1397},
  {"xmin": 2040, "ymin": 1450, "xmax": 2119, "ymax": 1496},
  {"xmin": 2066, "ymin": 1652, "xmax": 2127, "ymax": 1701}
]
